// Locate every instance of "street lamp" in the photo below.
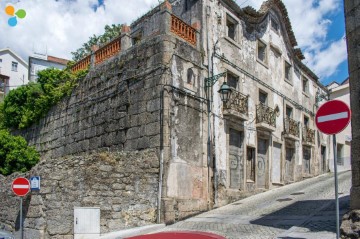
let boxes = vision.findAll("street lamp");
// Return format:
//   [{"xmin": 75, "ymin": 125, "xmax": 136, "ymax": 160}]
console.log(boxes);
[{"xmin": 218, "ymin": 82, "xmax": 232, "ymax": 103}]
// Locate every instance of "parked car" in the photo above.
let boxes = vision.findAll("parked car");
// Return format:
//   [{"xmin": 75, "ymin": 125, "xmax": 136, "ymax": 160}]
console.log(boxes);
[{"xmin": 126, "ymin": 231, "xmax": 226, "ymax": 239}]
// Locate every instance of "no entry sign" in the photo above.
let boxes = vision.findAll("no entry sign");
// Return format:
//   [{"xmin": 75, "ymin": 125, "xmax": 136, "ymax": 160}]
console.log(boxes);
[
  {"xmin": 12, "ymin": 177, "xmax": 30, "ymax": 196},
  {"xmin": 315, "ymin": 100, "xmax": 351, "ymax": 135}
]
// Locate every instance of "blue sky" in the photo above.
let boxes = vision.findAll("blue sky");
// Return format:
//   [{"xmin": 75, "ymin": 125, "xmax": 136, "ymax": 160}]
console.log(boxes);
[{"xmin": 0, "ymin": 0, "xmax": 348, "ymax": 86}]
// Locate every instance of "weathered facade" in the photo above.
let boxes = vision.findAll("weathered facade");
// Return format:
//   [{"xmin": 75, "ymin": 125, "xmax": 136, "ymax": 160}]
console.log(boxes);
[
  {"xmin": 0, "ymin": 0, "xmax": 333, "ymax": 237},
  {"xmin": 344, "ymin": 0, "xmax": 360, "ymax": 211}
]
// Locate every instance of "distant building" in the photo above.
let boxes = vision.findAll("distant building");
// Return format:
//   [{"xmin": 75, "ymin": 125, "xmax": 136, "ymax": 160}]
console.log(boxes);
[
  {"xmin": 327, "ymin": 79, "xmax": 351, "ymax": 172},
  {"xmin": 28, "ymin": 53, "xmax": 69, "ymax": 82},
  {"xmin": 0, "ymin": 48, "xmax": 28, "ymax": 94},
  {"xmin": 0, "ymin": 73, "xmax": 10, "ymax": 102}
]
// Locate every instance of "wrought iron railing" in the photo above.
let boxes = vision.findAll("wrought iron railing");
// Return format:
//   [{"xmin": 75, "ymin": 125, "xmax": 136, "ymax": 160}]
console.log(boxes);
[
  {"xmin": 302, "ymin": 126, "xmax": 315, "ymax": 144},
  {"xmin": 224, "ymin": 90, "xmax": 248, "ymax": 116},
  {"xmin": 284, "ymin": 118, "xmax": 300, "ymax": 137},
  {"xmin": 171, "ymin": 14, "xmax": 197, "ymax": 45},
  {"xmin": 256, "ymin": 103, "xmax": 276, "ymax": 127}
]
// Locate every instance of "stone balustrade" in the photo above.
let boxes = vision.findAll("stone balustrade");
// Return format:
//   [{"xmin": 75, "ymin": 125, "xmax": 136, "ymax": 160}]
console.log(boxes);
[
  {"xmin": 71, "ymin": 55, "xmax": 91, "ymax": 73},
  {"xmin": 95, "ymin": 37, "xmax": 121, "ymax": 64},
  {"xmin": 171, "ymin": 14, "xmax": 197, "ymax": 45}
]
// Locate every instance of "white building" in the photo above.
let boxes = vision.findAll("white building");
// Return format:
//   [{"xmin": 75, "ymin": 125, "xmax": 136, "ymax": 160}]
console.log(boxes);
[
  {"xmin": 328, "ymin": 79, "xmax": 352, "ymax": 172},
  {"xmin": 28, "ymin": 53, "xmax": 69, "ymax": 82},
  {"xmin": 0, "ymin": 48, "xmax": 28, "ymax": 94}
]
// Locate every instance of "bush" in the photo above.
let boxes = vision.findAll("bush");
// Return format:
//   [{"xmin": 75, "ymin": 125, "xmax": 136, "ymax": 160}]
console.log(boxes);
[
  {"xmin": 0, "ymin": 129, "xmax": 39, "ymax": 176},
  {"xmin": 2, "ymin": 68, "xmax": 86, "ymax": 129}
]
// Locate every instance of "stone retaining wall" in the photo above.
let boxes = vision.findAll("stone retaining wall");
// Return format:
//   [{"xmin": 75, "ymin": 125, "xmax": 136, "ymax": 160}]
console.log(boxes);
[{"xmin": 0, "ymin": 150, "xmax": 159, "ymax": 238}]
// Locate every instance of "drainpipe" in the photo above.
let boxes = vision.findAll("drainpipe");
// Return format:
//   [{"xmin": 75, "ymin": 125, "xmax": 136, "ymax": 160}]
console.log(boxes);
[
  {"xmin": 157, "ymin": 88, "xmax": 165, "ymax": 223},
  {"xmin": 205, "ymin": 4, "xmax": 213, "ymax": 209}
]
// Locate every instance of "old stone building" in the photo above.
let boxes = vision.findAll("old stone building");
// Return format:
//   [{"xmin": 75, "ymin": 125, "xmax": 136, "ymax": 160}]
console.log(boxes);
[{"xmin": 0, "ymin": 0, "xmax": 332, "ymax": 237}]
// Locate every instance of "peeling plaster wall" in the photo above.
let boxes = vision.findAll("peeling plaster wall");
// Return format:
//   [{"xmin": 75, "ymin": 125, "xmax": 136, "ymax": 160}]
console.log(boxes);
[{"xmin": 205, "ymin": 0, "xmax": 331, "ymax": 205}]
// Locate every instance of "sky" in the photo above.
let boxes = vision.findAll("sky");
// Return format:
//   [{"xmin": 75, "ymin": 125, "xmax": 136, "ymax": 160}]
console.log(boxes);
[{"xmin": 0, "ymin": 0, "xmax": 348, "ymax": 86}]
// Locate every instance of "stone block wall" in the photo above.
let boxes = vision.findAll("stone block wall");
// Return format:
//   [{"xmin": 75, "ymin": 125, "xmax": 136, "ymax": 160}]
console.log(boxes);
[
  {"xmin": 19, "ymin": 35, "xmax": 168, "ymax": 159},
  {"xmin": 0, "ymin": 150, "xmax": 159, "ymax": 238}
]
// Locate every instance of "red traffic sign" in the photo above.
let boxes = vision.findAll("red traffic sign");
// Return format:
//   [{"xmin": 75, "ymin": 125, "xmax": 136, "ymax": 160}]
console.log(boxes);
[
  {"xmin": 126, "ymin": 231, "xmax": 226, "ymax": 239},
  {"xmin": 12, "ymin": 177, "xmax": 30, "ymax": 196},
  {"xmin": 315, "ymin": 100, "xmax": 351, "ymax": 135}
]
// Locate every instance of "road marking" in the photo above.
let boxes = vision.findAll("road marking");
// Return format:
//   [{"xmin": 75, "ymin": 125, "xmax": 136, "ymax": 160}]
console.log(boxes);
[
  {"xmin": 317, "ymin": 112, "xmax": 348, "ymax": 123},
  {"xmin": 13, "ymin": 185, "xmax": 29, "ymax": 189}
]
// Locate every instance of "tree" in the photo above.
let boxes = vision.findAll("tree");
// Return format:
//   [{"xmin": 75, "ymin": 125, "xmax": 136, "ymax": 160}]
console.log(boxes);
[
  {"xmin": 71, "ymin": 24, "xmax": 123, "ymax": 61},
  {"xmin": 0, "ymin": 129, "xmax": 39, "ymax": 176}
]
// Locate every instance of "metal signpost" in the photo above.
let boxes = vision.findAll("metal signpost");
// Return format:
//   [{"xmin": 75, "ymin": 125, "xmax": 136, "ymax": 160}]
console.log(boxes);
[
  {"xmin": 12, "ymin": 177, "xmax": 30, "ymax": 239},
  {"xmin": 315, "ymin": 100, "xmax": 351, "ymax": 239}
]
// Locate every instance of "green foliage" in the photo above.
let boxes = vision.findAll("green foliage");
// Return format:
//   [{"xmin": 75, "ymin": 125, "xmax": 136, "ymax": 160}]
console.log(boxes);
[
  {"xmin": 71, "ymin": 24, "xmax": 123, "ymax": 61},
  {"xmin": 0, "ymin": 129, "xmax": 39, "ymax": 176},
  {"xmin": 2, "ymin": 68, "xmax": 86, "ymax": 129}
]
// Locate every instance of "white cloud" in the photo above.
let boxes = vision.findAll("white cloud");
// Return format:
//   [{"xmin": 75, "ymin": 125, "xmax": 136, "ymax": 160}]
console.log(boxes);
[
  {"xmin": 0, "ymin": 0, "xmax": 159, "ymax": 60},
  {"xmin": 237, "ymin": 0, "xmax": 347, "ymax": 81},
  {"xmin": 0, "ymin": 0, "xmax": 347, "ymax": 82}
]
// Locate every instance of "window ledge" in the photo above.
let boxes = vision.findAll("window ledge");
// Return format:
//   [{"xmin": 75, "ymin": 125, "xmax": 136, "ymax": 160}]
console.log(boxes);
[
  {"xmin": 302, "ymin": 91, "xmax": 310, "ymax": 98},
  {"xmin": 256, "ymin": 58, "xmax": 268, "ymax": 69},
  {"xmin": 224, "ymin": 36, "xmax": 241, "ymax": 50},
  {"xmin": 246, "ymin": 179, "xmax": 255, "ymax": 183},
  {"xmin": 284, "ymin": 79, "xmax": 293, "ymax": 86}
]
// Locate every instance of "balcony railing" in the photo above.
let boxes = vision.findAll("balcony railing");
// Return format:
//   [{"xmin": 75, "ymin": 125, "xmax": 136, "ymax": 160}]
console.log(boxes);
[
  {"xmin": 224, "ymin": 90, "xmax": 248, "ymax": 116},
  {"xmin": 256, "ymin": 103, "xmax": 276, "ymax": 127},
  {"xmin": 284, "ymin": 118, "xmax": 300, "ymax": 138},
  {"xmin": 171, "ymin": 14, "xmax": 197, "ymax": 45},
  {"xmin": 95, "ymin": 37, "xmax": 121, "ymax": 64},
  {"xmin": 71, "ymin": 55, "xmax": 91, "ymax": 73},
  {"xmin": 303, "ymin": 126, "xmax": 315, "ymax": 144}
]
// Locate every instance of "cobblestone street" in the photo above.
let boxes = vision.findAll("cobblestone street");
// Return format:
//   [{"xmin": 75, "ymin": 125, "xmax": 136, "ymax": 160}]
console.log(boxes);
[{"xmin": 159, "ymin": 171, "xmax": 352, "ymax": 239}]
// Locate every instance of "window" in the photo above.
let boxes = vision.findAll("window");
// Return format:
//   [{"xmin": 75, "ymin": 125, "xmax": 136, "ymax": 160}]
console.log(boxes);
[
  {"xmin": 257, "ymin": 40, "xmax": 267, "ymax": 63},
  {"xmin": 302, "ymin": 76, "xmax": 309, "ymax": 94},
  {"xmin": 246, "ymin": 147, "xmax": 255, "ymax": 182},
  {"xmin": 286, "ymin": 106, "xmax": 293, "ymax": 119},
  {"xmin": 11, "ymin": 61, "xmax": 18, "ymax": 72},
  {"xmin": 0, "ymin": 59, "xmax": 2, "ymax": 63},
  {"xmin": 259, "ymin": 91, "xmax": 268, "ymax": 105},
  {"xmin": 284, "ymin": 61, "xmax": 292, "ymax": 82},
  {"xmin": 0, "ymin": 79, "xmax": 5, "ymax": 92},
  {"xmin": 226, "ymin": 15, "xmax": 237, "ymax": 40},
  {"xmin": 271, "ymin": 18, "xmax": 279, "ymax": 32},
  {"xmin": 187, "ymin": 68, "xmax": 194, "ymax": 84},
  {"xmin": 337, "ymin": 144, "xmax": 344, "ymax": 165},
  {"xmin": 227, "ymin": 72, "xmax": 239, "ymax": 90},
  {"xmin": 304, "ymin": 116, "xmax": 309, "ymax": 127}
]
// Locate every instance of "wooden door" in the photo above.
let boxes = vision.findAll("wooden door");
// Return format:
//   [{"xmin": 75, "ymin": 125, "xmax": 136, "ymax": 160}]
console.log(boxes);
[
  {"xmin": 229, "ymin": 129, "xmax": 244, "ymax": 189},
  {"xmin": 257, "ymin": 138, "xmax": 268, "ymax": 189},
  {"xmin": 285, "ymin": 147, "xmax": 294, "ymax": 183}
]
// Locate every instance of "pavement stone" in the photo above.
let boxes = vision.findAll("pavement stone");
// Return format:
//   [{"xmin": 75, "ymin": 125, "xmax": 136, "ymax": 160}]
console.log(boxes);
[{"xmin": 156, "ymin": 171, "xmax": 352, "ymax": 239}]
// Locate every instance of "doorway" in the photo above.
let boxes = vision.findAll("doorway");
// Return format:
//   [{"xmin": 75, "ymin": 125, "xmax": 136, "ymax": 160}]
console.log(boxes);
[{"xmin": 257, "ymin": 138, "xmax": 268, "ymax": 189}]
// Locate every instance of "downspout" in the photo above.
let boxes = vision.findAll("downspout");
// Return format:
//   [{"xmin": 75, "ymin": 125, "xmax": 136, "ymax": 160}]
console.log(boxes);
[
  {"xmin": 157, "ymin": 88, "xmax": 164, "ymax": 223},
  {"xmin": 206, "ymin": 4, "xmax": 213, "ymax": 209}
]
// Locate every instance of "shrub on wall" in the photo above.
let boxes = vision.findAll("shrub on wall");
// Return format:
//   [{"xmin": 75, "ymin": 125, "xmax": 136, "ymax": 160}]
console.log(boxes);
[
  {"xmin": 2, "ymin": 68, "xmax": 87, "ymax": 129},
  {"xmin": 0, "ymin": 129, "xmax": 39, "ymax": 176}
]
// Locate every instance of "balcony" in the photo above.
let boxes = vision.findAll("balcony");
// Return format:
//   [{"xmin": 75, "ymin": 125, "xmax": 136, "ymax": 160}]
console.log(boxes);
[
  {"xmin": 284, "ymin": 118, "xmax": 300, "ymax": 140},
  {"xmin": 303, "ymin": 126, "xmax": 315, "ymax": 145},
  {"xmin": 256, "ymin": 103, "xmax": 276, "ymax": 132},
  {"xmin": 223, "ymin": 90, "xmax": 249, "ymax": 121}
]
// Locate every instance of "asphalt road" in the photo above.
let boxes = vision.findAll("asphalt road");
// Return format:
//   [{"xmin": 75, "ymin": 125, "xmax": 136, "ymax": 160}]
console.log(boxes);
[{"xmin": 159, "ymin": 171, "xmax": 352, "ymax": 239}]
